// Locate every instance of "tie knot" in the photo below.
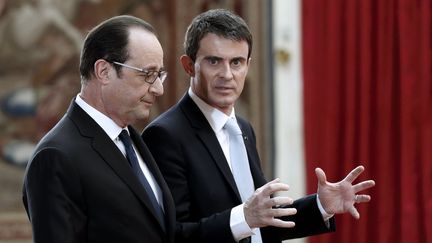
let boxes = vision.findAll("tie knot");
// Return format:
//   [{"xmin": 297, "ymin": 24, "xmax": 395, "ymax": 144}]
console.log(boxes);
[
  {"xmin": 118, "ymin": 129, "xmax": 132, "ymax": 146},
  {"xmin": 224, "ymin": 118, "xmax": 242, "ymax": 135}
]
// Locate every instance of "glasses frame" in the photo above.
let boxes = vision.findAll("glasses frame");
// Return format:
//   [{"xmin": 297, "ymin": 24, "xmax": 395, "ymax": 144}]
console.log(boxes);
[{"xmin": 112, "ymin": 61, "xmax": 167, "ymax": 84}]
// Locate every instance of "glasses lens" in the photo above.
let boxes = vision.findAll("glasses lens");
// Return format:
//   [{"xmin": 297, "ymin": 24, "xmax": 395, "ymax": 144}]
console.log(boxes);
[
  {"xmin": 145, "ymin": 72, "xmax": 158, "ymax": 84},
  {"xmin": 145, "ymin": 71, "xmax": 167, "ymax": 84},
  {"xmin": 160, "ymin": 72, "xmax": 167, "ymax": 83}
]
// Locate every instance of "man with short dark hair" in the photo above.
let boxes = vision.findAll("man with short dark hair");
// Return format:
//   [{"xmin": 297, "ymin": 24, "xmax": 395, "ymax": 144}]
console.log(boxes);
[
  {"xmin": 23, "ymin": 15, "xmax": 175, "ymax": 243},
  {"xmin": 143, "ymin": 9, "xmax": 375, "ymax": 243}
]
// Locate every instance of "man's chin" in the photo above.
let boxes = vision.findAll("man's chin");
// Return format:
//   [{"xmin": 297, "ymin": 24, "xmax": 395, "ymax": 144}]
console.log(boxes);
[{"xmin": 130, "ymin": 110, "xmax": 150, "ymax": 124}]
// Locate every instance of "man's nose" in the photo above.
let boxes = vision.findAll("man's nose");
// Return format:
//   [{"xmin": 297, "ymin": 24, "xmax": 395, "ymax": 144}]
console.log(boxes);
[
  {"xmin": 149, "ymin": 77, "xmax": 164, "ymax": 96},
  {"xmin": 219, "ymin": 62, "xmax": 234, "ymax": 80}
]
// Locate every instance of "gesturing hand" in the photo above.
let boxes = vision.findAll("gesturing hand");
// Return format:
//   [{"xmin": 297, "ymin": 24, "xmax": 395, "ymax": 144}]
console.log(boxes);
[
  {"xmin": 316, "ymin": 165, "xmax": 375, "ymax": 219},
  {"xmin": 244, "ymin": 178, "xmax": 297, "ymax": 228}
]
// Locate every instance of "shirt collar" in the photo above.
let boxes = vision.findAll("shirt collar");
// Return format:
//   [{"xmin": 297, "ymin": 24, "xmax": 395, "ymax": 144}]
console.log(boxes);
[
  {"xmin": 188, "ymin": 88, "xmax": 236, "ymax": 133},
  {"xmin": 75, "ymin": 94, "xmax": 126, "ymax": 140}
]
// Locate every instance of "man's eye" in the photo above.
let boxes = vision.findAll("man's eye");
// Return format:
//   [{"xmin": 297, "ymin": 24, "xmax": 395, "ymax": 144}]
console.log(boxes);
[
  {"xmin": 141, "ymin": 70, "xmax": 154, "ymax": 77},
  {"xmin": 144, "ymin": 72, "xmax": 154, "ymax": 78},
  {"xmin": 208, "ymin": 58, "xmax": 219, "ymax": 65},
  {"xmin": 232, "ymin": 60, "xmax": 241, "ymax": 66}
]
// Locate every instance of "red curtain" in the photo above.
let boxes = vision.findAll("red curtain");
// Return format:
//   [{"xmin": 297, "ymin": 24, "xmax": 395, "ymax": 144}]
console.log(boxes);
[{"xmin": 302, "ymin": 1, "xmax": 432, "ymax": 243}]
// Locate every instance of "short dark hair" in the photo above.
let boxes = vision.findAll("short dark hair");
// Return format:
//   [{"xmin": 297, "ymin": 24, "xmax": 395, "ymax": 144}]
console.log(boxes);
[
  {"xmin": 79, "ymin": 15, "xmax": 155, "ymax": 82},
  {"xmin": 184, "ymin": 9, "xmax": 253, "ymax": 62}
]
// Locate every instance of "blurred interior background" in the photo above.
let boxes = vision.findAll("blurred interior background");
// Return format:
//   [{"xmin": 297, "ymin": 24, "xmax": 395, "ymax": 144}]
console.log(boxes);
[{"xmin": 0, "ymin": 0, "xmax": 430, "ymax": 242}]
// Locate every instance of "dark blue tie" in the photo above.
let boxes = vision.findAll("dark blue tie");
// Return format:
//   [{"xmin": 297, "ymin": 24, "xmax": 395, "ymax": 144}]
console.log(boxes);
[{"xmin": 118, "ymin": 130, "xmax": 165, "ymax": 228}]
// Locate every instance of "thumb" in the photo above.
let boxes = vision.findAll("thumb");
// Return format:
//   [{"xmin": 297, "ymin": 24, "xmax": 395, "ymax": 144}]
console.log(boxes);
[{"xmin": 315, "ymin": 167, "xmax": 327, "ymax": 186}]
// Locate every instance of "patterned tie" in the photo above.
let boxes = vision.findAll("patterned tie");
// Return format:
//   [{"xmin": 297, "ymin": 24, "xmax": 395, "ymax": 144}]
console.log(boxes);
[
  {"xmin": 224, "ymin": 119, "xmax": 255, "ymax": 202},
  {"xmin": 118, "ymin": 130, "xmax": 165, "ymax": 228}
]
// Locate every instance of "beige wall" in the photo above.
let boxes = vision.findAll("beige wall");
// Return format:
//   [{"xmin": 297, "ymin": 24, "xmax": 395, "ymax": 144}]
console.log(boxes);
[{"xmin": 272, "ymin": 0, "xmax": 306, "ymax": 243}]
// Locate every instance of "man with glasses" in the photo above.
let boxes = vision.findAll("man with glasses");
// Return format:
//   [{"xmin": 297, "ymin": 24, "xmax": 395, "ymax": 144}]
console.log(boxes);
[
  {"xmin": 23, "ymin": 15, "xmax": 175, "ymax": 243},
  {"xmin": 142, "ymin": 9, "xmax": 375, "ymax": 243}
]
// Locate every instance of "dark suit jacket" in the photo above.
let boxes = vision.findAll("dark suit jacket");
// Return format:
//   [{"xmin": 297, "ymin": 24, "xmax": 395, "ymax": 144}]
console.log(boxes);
[
  {"xmin": 23, "ymin": 100, "xmax": 175, "ymax": 243},
  {"xmin": 142, "ymin": 94, "xmax": 335, "ymax": 243}
]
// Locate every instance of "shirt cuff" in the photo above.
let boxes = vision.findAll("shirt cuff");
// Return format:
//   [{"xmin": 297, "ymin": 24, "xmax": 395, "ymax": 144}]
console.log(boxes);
[
  {"xmin": 230, "ymin": 203, "xmax": 255, "ymax": 241},
  {"xmin": 316, "ymin": 194, "xmax": 334, "ymax": 222}
]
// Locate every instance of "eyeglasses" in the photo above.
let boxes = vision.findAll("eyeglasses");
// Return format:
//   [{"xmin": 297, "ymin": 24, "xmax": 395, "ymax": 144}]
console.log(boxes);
[{"xmin": 112, "ymin": 61, "xmax": 167, "ymax": 84}]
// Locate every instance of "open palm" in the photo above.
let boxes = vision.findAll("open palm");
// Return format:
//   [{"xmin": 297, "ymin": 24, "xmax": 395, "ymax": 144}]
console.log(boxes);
[{"xmin": 315, "ymin": 166, "xmax": 375, "ymax": 219}]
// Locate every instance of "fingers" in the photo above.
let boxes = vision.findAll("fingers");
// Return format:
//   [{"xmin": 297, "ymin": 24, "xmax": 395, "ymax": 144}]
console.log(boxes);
[
  {"xmin": 350, "ymin": 194, "xmax": 371, "ymax": 220},
  {"xmin": 271, "ymin": 207, "xmax": 297, "ymax": 218},
  {"xmin": 343, "ymin": 165, "xmax": 364, "ymax": 183},
  {"xmin": 251, "ymin": 214, "xmax": 296, "ymax": 228},
  {"xmin": 244, "ymin": 179, "xmax": 298, "ymax": 228},
  {"xmin": 269, "ymin": 218, "xmax": 296, "ymax": 228},
  {"xmin": 314, "ymin": 167, "xmax": 327, "ymax": 186},
  {"xmin": 354, "ymin": 194, "xmax": 371, "ymax": 203},
  {"xmin": 245, "ymin": 206, "xmax": 297, "ymax": 228},
  {"xmin": 316, "ymin": 165, "xmax": 373, "ymax": 186},
  {"xmin": 349, "ymin": 206, "xmax": 360, "ymax": 219},
  {"xmin": 256, "ymin": 178, "xmax": 290, "ymax": 197},
  {"xmin": 271, "ymin": 196, "xmax": 294, "ymax": 207},
  {"xmin": 352, "ymin": 180, "xmax": 375, "ymax": 193}
]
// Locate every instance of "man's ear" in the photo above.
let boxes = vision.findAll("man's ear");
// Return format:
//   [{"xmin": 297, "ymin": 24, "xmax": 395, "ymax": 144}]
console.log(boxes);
[
  {"xmin": 93, "ymin": 59, "xmax": 111, "ymax": 84},
  {"xmin": 180, "ymin": 55, "xmax": 195, "ymax": 77}
]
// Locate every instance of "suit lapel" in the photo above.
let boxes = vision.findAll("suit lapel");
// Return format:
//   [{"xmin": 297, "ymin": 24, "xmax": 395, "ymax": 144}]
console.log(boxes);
[
  {"xmin": 129, "ymin": 127, "xmax": 176, "ymax": 235},
  {"xmin": 67, "ymin": 101, "xmax": 168, "ymax": 232},
  {"xmin": 179, "ymin": 95, "xmax": 242, "ymax": 202}
]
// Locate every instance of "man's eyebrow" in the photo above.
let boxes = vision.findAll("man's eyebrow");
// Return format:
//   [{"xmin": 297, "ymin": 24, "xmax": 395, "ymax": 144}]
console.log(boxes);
[
  {"xmin": 203, "ymin": 56, "xmax": 224, "ymax": 61},
  {"xmin": 141, "ymin": 64, "xmax": 166, "ymax": 71},
  {"xmin": 230, "ymin": 56, "xmax": 247, "ymax": 61},
  {"xmin": 203, "ymin": 56, "xmax": 246, "ymax": 62}
]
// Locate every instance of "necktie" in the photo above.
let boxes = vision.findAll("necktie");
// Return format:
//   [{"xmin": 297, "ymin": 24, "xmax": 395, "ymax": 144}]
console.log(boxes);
[
  {"xmin": 225, "ymin": 120, "xmax": 262, "ymax": 243},
  {"xmin": 224, "ymin": 119, "xmax": 255, "ymax": 202},
  {"xmin": 118, "ymin": 130, "xmax": 165, "ymax": 228}
]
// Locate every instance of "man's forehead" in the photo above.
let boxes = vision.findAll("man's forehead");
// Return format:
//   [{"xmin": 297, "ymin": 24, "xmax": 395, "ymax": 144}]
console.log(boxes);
[
  {"xmin": 199, "ymin": 33, "xmax": 248, "ymax": 46},
  {"xmin": 197, "ymin": 40, "xmax": 248, "ymax": 59}
]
